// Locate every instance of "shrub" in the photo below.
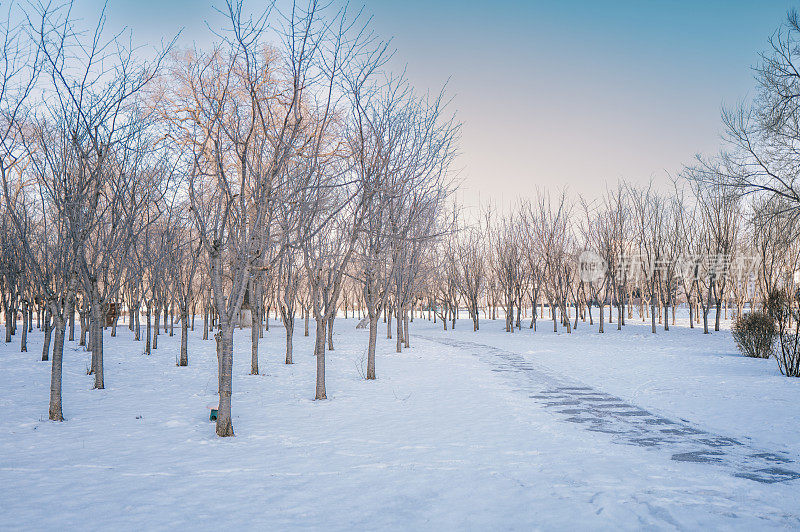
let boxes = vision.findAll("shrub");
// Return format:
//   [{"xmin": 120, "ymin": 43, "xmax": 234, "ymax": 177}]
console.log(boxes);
[
  {"xmin": 776, "ymin": 331, "xmax": 800, "ymax": 377},
  {"xmin": 731, "ymin": 311, "xmax": 775, "ymax": 359},
  {"xmin": 763, "ymin": 289, "xmax": 800, "ymax": 377}
]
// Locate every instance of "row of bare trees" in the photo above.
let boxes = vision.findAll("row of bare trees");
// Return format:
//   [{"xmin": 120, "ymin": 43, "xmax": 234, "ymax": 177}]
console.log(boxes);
[
  {"xmin": 0, "ymin": 0, "xmax": 458, "ymax": 435},
  {"xmin": 427, "ymin": 180, "xmax": 748, "ymax": 337}
]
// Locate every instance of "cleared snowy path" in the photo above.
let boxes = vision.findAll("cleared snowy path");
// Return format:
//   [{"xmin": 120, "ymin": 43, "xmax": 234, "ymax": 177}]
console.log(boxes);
[{"xmin": 419, "ymin": 334, "xmax": 800, "ymax": 484}]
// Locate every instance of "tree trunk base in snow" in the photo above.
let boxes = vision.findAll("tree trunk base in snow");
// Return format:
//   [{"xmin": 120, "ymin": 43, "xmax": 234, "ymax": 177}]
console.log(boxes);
[{"xmin": 215, "ymin": 418, "xmax": 234, "ymax": 437}]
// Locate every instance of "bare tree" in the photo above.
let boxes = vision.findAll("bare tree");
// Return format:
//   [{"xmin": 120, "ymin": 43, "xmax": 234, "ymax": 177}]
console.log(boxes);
[{"xmin": 457, "ymin": 224, "xmax": 484, "ymax": 332}]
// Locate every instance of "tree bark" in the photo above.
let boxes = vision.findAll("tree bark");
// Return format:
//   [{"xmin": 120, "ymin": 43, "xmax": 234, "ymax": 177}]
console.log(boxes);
[
  {"xmin": 251, "ymin": 304, "xmax": 259, "ymax": 375},
  {"xmin": 215, "ymin": 327, "xmax": 235, "ymax": 437},
  {"xmin": 4, "ymin": 299, "xmax": 11, "ymax": 343},
  {"xmin": 314, "ymin": 318, "xmax": 327, "ymax": 399},
  {"xmin": 90, "ymin": 283, "xmax": 104, "ymax": 389},
  {"xmin": 650, "ymin": 280, "xmax": 657, "ymax": 334},
  {"xmin": 284, "ymin": 316, "xmax": 294, "ymax": 365},
  {"xmin": 20, "ymin": 300, "xmax": 28, "ymax": 352},
  {"xmin": 396, "ymin": 304, "xmax": 403, "ymax": 353},
  {"xmin": 41, "ymin": 307, "xmax": 52, "ymax": 361},
  {"xmin": 134, "ymin": 304, "xmax": 141, "ymax": 341},
  {"xmin": 68, "ymin": 299, "xmax": 75, "ymax": 342},
  {"xmin": 403, "ymin": 311, "xmax": 410, "ymax": 349},
  {"xmin": 79, "ymin": 307, "xmax": 87, "ymax": 346},
  {"xmin": 599, "ymin": 304, "xmax": 604, "ymax": 333},
  {"xmin": 153, "ymin": 303, "xmax": 159, "ymax": 350},
  {"xmin": 327, "ymin": 314, "xmax": 334, "ymax": 351},
  {"xmin": 146, "ymin": 303, "xmax": 154, "ymax": 354},
  {"xmin": 49, "ymin": 309, "xmax": 66, "ymax": 421},
  {"xmin": 367, "ymin": 312, "xmax": 377, "ymax": 380},
  {"xmin": 179, "ymin": 309, "xmax": 189, "ymax": 366}
]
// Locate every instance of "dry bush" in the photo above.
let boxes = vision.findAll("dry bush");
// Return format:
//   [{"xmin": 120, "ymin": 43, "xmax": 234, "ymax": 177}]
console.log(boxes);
[
  {"xmin": 765, "ymin": 290, "xmax": 800, "ymax": 377},
  {"xmin": 731, "ymin": 311, "xmax": 775, "ymax": 359}
]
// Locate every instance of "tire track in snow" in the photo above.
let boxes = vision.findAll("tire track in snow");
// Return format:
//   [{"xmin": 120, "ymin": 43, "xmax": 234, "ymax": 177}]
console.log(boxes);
[{"xmin": 417, "ymin": 334, "xmax": 800, "ymax": 484}]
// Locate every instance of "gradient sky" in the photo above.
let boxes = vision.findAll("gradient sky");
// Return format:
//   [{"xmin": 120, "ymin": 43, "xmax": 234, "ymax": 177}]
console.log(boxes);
[{"xmin": 76, "ymin": 0, "xmax": 798, "ymax": 209}]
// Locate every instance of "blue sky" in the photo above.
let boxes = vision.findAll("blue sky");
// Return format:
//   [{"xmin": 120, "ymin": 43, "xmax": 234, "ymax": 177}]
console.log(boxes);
[{"xmin": 74, "ymin": 0, "xmax": 798, "ymax": 208}]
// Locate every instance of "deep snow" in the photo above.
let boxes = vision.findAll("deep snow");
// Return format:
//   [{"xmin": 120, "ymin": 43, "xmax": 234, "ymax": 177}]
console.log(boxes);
[{"xmin": 1, "ymin": 310, "xmax": 799, "ymax": 530}]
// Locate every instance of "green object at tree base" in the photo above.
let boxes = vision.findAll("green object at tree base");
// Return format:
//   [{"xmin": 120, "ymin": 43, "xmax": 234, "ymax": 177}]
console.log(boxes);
[{"xmin": 209, "ymin": 408, "xmax": 218, "ymax": 421}]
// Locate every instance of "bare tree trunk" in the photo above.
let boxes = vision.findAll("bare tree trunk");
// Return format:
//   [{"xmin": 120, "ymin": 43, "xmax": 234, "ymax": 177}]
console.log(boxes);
[
  {"xmin": 403, "ymin": 311, "xmax": 410, "ymax": 349},
  {"xmin": 258, "ymin": 302, "xmax": 264, "ymax": 339},
  {"xmin": 367, "ymin": 312, "xmax": 378, "ymax": 380},
  {"xmin": 68, "ymin": 299, "xmax": 75, "ymax": 342},
  {"xmin": 153, "ymin": 304, "xmax": 159, "ymax": 350},
  {"xmin": 134, "ymin": 306, "xmax": 140, "ymax": 340},
  {"xmin": 599, "ymin": 303, "xmax": 604, "ymax": 333},
  {"xmin": 314, "ymin": 318, "xmax": 327, "ymax": 400},
  {"xmin": 650, "ymin": 280, "xmax": 657, "ymax": 334},
  {"xmin": 145, "ymin": 304, "xmax": 152, "ymax": 355},
  {"xmin": 86, "ymin": 314, "xmax": 93, "ymax": 353},
  {"xmin": 249, "ymin": 277, "xmax": 261, "ymax": 375},
  {"xmin": 215, "ymin": 327, "xmax": 235, "ymax": 437},
  {"xmin": 179, "ymin": 309, "xmax": 188, "ymax": 366},
  {"xmin": 327, "ymin": 315, "xmax": 334, "ymax": 351},
  {"xmin": 609, "ymin": 293, "xmax": 614, "ymax": 323},
  {"xmin": 90, "ymin": 284, "xmax": 104, "ymax": 389},
  {"xmin": 20, "ymin": 301, "xmax": 28, "ymax": 352},
  {"xmin": 41, "ymin": 307, "xmax": 52, "ymax": 361},
  {"xmin": 284, "ymin": 316, "xmax": 294, "ymax": 365},
  {"xmin": 4, "ymin": 300, "xmax": 11, "ymax": 343},
  {"xmin": 573, "ymin": 300, "xmax": 579, "ymax": 331},
  {"xmin": 251, "ymin": 305, "xmax": 260, "ymax": 375},
  {"xmin": 49, "ymin": 310, "xmax": 67, "ymax": 421},
  {"xmin": 79, "ymin": 308, "xmax": 87, "ymax": 346},
  {"xmin": 396, "ymin": 304, "xmax": 403, "ymax": 353}
]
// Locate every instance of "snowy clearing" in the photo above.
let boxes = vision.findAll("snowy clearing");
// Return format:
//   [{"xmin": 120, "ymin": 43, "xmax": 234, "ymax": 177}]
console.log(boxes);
[{"xmin": 2, "ymin": 314, "xmax": 799, "ymax": 530}]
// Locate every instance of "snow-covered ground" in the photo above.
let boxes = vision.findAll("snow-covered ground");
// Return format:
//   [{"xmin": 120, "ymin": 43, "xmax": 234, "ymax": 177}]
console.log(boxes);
[{"xmin": 1, "ymin": 311, "xmax": 799, "ymax": 530}]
